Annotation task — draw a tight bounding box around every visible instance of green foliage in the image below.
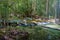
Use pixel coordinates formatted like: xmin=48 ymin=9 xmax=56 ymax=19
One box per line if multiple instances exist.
xmin=0 ymin=0 xmax=9 ymax=20
xmin=36 ymin=0 xmax=46 ymax=16
xmin=0 ymin=0 xmax=56 ymax=19
xmin=0 ymin=26 xmax=60 ymax=40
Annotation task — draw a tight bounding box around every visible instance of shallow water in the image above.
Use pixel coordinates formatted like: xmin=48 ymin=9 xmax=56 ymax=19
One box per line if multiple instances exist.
xmin=45 ymin=24 xmax=60 ymax=29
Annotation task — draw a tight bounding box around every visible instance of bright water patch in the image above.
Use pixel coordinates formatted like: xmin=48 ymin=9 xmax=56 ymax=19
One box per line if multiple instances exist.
xmin=45 ymin=24 xmax=60 ymax=29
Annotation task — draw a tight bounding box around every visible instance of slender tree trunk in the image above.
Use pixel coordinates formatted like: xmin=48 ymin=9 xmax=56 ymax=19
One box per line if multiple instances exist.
xmin=46 ymin=0 xmax=49 ymax=18
xmin=32 ymin=0 xmax=36 ymax=16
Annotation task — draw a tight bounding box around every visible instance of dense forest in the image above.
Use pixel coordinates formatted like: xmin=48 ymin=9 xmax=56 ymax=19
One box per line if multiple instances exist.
xmin=0 ymin=0 xmax=57 ymax=20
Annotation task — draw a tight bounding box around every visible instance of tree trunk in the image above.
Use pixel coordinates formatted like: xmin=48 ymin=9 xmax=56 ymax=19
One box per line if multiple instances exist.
xmin=46 ymin=0 xmax=49 ymax=17
xmin=32 ymin=0 xmax=36 ymax=16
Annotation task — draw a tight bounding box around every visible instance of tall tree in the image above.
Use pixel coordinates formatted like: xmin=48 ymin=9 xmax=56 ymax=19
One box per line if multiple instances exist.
xmin=46 ymin=0 xmax=49 ymax=17
xmin=32 ymin=0 xmax=36 ymax=15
